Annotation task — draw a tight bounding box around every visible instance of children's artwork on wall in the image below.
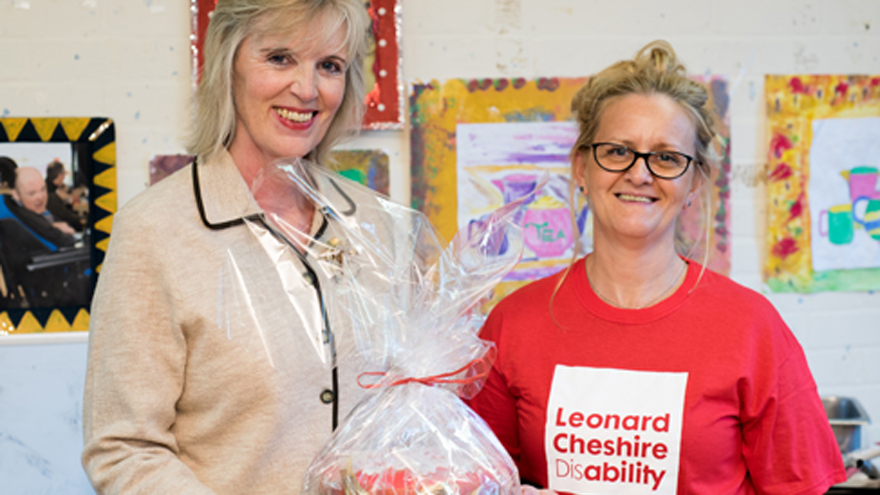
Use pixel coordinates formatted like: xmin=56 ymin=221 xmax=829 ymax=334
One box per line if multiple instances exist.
xmin=191 ymin=0 xmax=403 ymax=129
xmin=149 ymin=150 xmax=390 ymax=196
xmin=149 ymin=154 xmax=194 ymax=185
xmin=411 ymin=77 xmax=731 ymax=306
xmin=0 ymin=117 xmax=116 ymax=337
xmin=456 ymin=121 xmax=588 ymax=283
xmin=764 ymin=75 xmax=880 ymax=292
xmin=326 ymin=149 xmax=390 ymax=195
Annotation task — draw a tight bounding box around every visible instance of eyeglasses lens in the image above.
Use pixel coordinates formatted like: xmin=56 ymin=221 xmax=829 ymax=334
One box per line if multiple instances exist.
xmin=593 ymin=144 xmax=689 ymax=179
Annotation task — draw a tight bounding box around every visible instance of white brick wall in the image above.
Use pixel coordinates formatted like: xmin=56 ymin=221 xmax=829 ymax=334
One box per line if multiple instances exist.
xmin=1 ymin=0 xmax=879 ymax=474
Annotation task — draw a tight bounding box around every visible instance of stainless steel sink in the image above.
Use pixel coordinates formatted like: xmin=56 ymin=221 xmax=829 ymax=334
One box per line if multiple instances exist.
xmin=824 ymin=396 xmax=871 ymax=423
xmin=823 ymin=396 xmax=871 ymax=453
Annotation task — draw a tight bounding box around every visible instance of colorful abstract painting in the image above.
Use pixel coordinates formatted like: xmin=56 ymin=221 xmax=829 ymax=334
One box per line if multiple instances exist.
xmin=326 ymin=149 xmax=390 ymax=195
xmin=764 ymin=74 xmax=880 ymax=292
xmin=149 ymin=154 xmax=194 ymax=185
xmin=411 ymin=77 xmax=731 ymax=305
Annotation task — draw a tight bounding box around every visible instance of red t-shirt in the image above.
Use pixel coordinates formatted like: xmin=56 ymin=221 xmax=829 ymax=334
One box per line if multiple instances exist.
xmin=467 ymin=258 xmax=846 ymax=495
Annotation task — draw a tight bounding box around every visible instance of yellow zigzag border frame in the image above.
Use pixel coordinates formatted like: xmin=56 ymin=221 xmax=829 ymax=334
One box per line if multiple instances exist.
xmin=1 ymin=117 xmax=116 ymax=336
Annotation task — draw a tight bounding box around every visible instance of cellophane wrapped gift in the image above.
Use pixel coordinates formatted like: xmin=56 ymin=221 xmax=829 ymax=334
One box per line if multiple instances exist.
xmin=248 ymin=159 xmax=541 ymax=495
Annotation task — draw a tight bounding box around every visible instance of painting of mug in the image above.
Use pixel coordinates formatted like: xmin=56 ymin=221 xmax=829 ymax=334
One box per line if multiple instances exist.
xmin=864 ymin=197 xmax=880 ymax=241
xmin=819 ymin=204 xmax=854 ymax=245
xmin=841 ymin=166 xmax=879 ymax=204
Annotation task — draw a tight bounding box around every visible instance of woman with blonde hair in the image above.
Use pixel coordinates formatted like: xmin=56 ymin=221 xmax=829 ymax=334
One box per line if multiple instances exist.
xmin=82 ymin=1 xmax=371 ymax=493
xmin=468 ymin=40 xmax=845 ymax=494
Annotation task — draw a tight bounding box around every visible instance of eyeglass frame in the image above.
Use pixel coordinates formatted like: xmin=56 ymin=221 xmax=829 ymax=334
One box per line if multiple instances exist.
xmin=584 ymin=142 xmax=697 ymax=180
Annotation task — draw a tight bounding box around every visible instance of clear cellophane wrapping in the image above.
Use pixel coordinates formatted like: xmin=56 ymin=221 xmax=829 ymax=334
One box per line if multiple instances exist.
xmin=242 ymin=159 xmax=542 ymax=494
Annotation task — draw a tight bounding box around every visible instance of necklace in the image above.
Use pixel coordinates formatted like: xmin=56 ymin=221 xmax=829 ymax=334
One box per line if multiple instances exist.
xmin=586 ymin=257 xmax=688 ymax=310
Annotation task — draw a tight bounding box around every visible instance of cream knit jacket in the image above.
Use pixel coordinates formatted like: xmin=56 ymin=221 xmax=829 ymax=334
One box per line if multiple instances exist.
xmin=83 ymin=150 xmax=373 ymax=494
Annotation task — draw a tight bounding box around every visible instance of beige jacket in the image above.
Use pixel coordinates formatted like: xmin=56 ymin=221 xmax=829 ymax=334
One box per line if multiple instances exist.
xmin=82 ymin=150 xmax=374 ymax=494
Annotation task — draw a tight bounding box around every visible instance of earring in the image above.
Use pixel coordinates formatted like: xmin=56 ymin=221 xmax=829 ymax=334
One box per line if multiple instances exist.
xmin=579 ymin=186 xmax=585 ymax=194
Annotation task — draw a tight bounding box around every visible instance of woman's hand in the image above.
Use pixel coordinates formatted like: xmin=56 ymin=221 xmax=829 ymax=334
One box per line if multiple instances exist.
xmin=521 ymin=485 xmax=557 ymax=495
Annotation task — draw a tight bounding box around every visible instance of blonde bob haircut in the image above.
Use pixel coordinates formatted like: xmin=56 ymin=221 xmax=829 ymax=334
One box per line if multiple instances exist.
xmin=569 ymin=39 xmax=721 ymax=259
xmin=186 ymin=0 xmax=370 ymax=165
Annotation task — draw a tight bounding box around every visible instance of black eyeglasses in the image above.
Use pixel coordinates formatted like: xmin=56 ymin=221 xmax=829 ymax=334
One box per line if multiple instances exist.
xmin=586 ymin=142 xmax=696 ymax=180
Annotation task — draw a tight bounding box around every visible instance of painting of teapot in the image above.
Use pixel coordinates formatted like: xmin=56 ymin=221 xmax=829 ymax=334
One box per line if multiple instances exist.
xmin=484 ymin=173 xmax=587 ymax=259
xmin=522 ymin=195 xmax=573 ymax=257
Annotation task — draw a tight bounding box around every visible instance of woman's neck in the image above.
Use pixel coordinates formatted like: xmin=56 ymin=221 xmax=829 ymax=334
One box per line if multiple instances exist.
xmin=229 ymin=147 xmax=264 ymax=191
xmin=229 ymin=148 xmax=316 ymax=237
xmin=586 ymin=240 xmax=687 ymax=309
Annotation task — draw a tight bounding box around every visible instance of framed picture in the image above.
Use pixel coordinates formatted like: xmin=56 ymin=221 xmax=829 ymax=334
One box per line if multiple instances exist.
xmin=191 ymin=0 xmax=403 ymax=129
xmin=0 ymin=117 xmax=116 ymax=338
xmin=764 ymin=74 xmax=880 ymax=292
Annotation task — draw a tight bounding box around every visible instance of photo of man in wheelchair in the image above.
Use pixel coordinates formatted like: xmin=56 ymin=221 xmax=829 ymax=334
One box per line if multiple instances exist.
xmin=0 ymin=156 xmax=91 ymax=309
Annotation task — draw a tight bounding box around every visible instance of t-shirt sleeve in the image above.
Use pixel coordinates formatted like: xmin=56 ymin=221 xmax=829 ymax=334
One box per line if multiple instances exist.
xmin=740 ymin=316 xmax=847 ymax=494
xmin=466 ymin=308 xmax=523 ymax=463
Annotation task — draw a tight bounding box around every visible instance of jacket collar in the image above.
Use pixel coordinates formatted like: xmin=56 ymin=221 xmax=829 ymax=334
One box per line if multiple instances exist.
xmin=194 ymin=149 xmax=356 ymax=238
xmin=196 ymin=149 xmax=263 ymax=227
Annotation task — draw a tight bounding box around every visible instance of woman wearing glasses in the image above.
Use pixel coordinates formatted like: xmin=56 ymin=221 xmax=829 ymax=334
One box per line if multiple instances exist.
xmin=468 ymin=40 xmax=845 ymax=494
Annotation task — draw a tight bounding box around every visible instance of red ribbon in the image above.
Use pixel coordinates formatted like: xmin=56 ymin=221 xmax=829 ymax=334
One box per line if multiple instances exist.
xmin=357 ymin=348 xmax=496 ymax=389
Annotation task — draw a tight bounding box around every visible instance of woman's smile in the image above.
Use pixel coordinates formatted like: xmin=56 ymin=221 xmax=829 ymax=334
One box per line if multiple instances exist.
xmin=273 ymin=106 xmax=317 ymax=125
xmin=616 ymin=192 xmax=657 ymax=203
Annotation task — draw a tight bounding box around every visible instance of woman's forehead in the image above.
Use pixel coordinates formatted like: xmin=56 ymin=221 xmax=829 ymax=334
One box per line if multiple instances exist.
xmin=599 ymin=94 xmax=694 ymax=133
xmin=251 ymin=8 xmax=349 ymax=52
